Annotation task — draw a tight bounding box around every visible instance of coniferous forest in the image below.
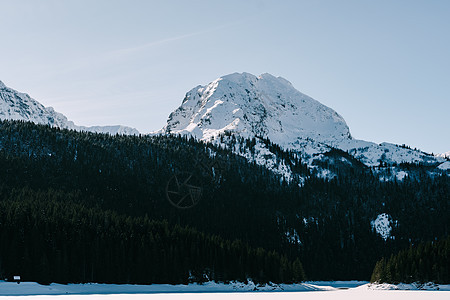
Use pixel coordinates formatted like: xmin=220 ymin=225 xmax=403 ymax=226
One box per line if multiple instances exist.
xmin=371 ymin=236 xmax=450 ymax=284
xmin=0 ymin=120 xmax=448 ymax=283
xmin=0 ymin=188 xmax=305 ymax=284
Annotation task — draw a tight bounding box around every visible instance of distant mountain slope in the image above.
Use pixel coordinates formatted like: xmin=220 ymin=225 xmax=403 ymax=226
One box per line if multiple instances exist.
xmin=437 ymin=151 xmax=450 ymax=159
xmin=160 ymin=72 xmax=444 ymax=168
xmin=0 ymin=80 xmax=139 ymax=135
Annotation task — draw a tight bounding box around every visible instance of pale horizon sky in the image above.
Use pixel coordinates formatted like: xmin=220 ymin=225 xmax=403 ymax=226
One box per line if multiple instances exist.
xmin=0 ymin=0 xmax=449 ymax=154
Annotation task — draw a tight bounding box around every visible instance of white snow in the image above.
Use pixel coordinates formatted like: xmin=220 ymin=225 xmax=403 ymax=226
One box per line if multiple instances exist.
xmin=0 ymin=80 xmax=139 ymax=135
xmin=315 ymin=167 xmax=336 ymax=180
xmin=371 ymin=213 xmax=394 ymax=240
xmin=437 ymin=161 xmax=450 ymax=171
xmin=436 ymin=151 xmax=450 ymax=159
xmin=0 ymin=280 xmax=335 ymax=296
xmin=285 ymin=229 xmax=301 ymax=244
xmin=396 ymin=171 xmax=408 ymax=181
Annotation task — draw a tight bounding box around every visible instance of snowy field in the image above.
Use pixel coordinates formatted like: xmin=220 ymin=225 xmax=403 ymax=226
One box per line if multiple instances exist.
xmin=0 ymin=281 xmax=449 ymax=299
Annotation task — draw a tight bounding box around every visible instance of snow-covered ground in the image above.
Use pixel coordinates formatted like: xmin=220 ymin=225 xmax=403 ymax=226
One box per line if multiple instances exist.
xmin=0 ymin=281 xmax=449 ymax=299
xmin=0 ymin=280 xmax=333 ymax=296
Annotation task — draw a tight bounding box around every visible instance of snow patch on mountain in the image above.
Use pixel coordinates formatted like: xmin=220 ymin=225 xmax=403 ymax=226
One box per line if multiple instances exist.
xmin=211 ymin=134 xmax=302 ymax=182
xmin=240 ymin=141 xmax=294 ymax=182
xmin=315 ymin=168 xmax=336 ymax=180
xmin=0 ymin=80 xmax=139 ymax=135
xmin=436 ymin=151 xmax=450 ymax=159
xmin=371 ymin=213 xmax=394 ymax=241
xmin=338 ymin=140 xmax=442 ymax=167
xmin=285 ymin=229 xmax=301 ymax=245
xmin=395 ymin=170 xmax=408 ymax=181
xmin=78 ymin=125 xmax=139 ymax=135
xmin=376 ymin=168 xmax=410 ymax=182
xmin=437 ymin=161 xmax=450 ymax=171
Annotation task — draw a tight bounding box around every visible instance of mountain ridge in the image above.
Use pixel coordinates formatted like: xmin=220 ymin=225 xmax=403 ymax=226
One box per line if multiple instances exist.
xmin=1 ymin=75 xmax=446 ymax=171
xmin=437 ymin=151 xmax=450 ymax=159
xmin=0 ymin=80 xmax=139 ymax=135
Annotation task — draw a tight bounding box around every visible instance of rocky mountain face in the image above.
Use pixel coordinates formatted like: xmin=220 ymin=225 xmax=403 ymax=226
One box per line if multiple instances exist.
xmin=0 ymin=80 xmax=139 ymax=135
xmin=163 ymin=72 xmax=351 ymax=148
xmin=160 ymin=72 xmax=446 ymax=175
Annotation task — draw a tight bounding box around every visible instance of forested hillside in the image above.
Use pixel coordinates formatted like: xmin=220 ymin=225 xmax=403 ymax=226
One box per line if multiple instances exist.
xmin=0 ymin=120 xmax=448 ymax=281
xmin=371 ymin=236 xmax=450 ymax=284
xmin=0 ymin=188 xmax=305 ymax=284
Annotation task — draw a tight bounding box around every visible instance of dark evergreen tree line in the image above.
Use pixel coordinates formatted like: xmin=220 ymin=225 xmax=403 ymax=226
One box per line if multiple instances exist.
xmin=0 ymin=187 xmax=305 ymax=284
xmin=0 ymin=119 xmax=448 ymax=281
xmin=371 ymin=236 xmax=450 ymax=284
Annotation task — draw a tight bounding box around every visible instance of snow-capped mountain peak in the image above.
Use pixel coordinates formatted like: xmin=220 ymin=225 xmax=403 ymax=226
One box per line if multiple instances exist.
xmin=0 ymin=80 xmax=139 ymax=135
xmin=160 ymin=72 xmax=445 ymax=171
xmin=163 ymin=72 xmax=351 ymax=149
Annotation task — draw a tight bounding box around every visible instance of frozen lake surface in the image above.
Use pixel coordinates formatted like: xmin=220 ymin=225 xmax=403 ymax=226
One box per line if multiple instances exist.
xmin=0 ymin=281 xmax=448 ymax=299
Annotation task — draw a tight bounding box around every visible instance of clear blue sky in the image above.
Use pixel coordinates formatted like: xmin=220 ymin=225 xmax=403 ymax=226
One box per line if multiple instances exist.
xmin=0 ymin=0 xmax=449 ymax=154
